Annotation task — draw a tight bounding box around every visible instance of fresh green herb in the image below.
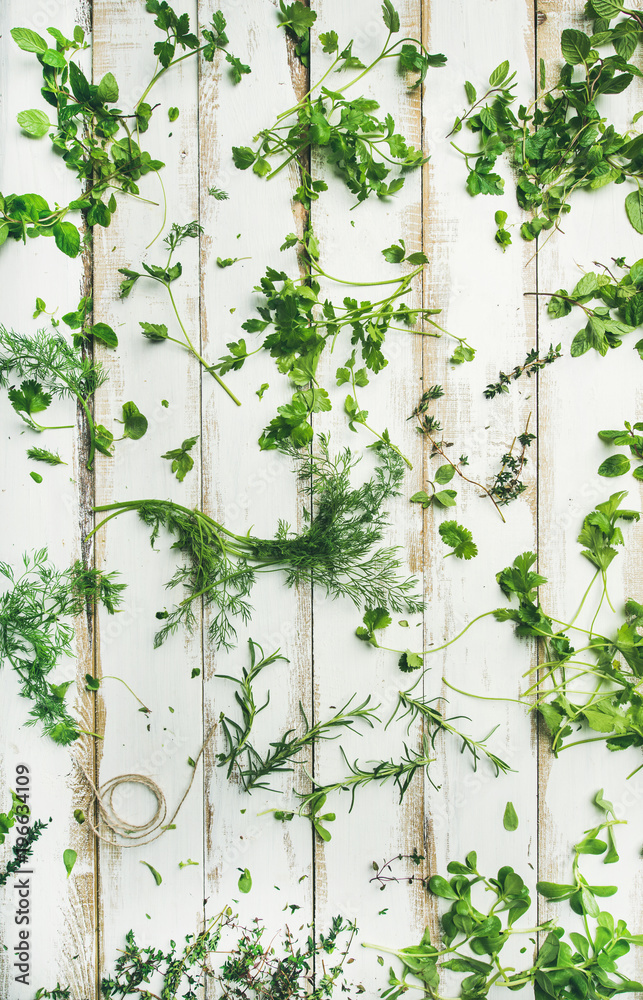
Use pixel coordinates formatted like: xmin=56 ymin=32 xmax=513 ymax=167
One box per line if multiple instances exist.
xmin=26 ymin=447 xmax=66 ymax=466
xmin=452 ymin=16 xmax=643 ymax=243
xmin=0 ymin=327 xmax=109 ymax=469
xmin=483 ymin=343 xmax=562 ymax=398
xmin=237 ymin=867 xmax=252 ymax=893
xmin=503 ymin=800 xmax=519 ymax=831
xmin=216 ymin=255 xmax=250 ymax=268
xmin=0 ymin=549 xmax=125 ymax=744
xmin=63 ymin=848 xmax=77 ymax=878
xmin=366 ymin=807 xmax=640 ymax=1000
xmin=597 ymin=421 xmax=643 ymax=481
xmin=276 ymin=1 xmax=316 ymax=67
xmin=161 ymin=434 xmax=198 ymax=481
xmin=168 ymin=106 xmax=179 ymax=121
xmin=438 ymin=521 xmax=478 ymax=560
xmin=370 ymin=850 xmax=427 ymax=890
xmin=115 ymin=401 xmax=148 ymax=441
xmin=411 ymin=388 xmax=534 ymax=520
xmin=140 ymin=860 xmax=163 ymax=885
xmin=216 ymin=232 xmax=470 ymax=458
xmin=120 ymin=221 xmax=241 ymax=406
xmin=494 ymin=209 xmax=512 ymax=251
xmin=61 ymin=295 xmax=117 ymax=349
xmin=30 ymin=471 xmax=44 ymax=484
xmin=208 ymin=185 xmax=229 ymax=200
xmin=90 ymin=436 xmax=422 ymax=652
xmin=386 ymin=678 xmax=511 ymax=774
xmin=233 ymin=4 xmax=444 ymax=206
xmin=218 ymin=639 xmax=379 ymax=792
xmin=3 ymin=9 xmax=247 ymax=257
xmin=544 ymin=259 xmax=643 ymax=358
xmin=178 ymin=857 xmax=198 ymax=869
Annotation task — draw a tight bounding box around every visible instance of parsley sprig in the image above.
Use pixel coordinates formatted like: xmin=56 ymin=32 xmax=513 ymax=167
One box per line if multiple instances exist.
xmin=217 ymin=233 xmax=471 ymax=458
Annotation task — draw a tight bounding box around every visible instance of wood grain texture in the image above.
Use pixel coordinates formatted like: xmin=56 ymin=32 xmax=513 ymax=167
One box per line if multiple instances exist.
xmin=1 ymin=0 xmax=642 ymax=996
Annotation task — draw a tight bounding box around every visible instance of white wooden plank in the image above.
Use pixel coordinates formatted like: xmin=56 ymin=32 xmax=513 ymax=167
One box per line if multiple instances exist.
xmin=198 ymin=0 xmax=315 ymax=937
xmin=309 ymin=0 xmax=427 ymax=991
xmin=419 ymin=0 xmax=539 ymax=982
xmin=537 ymin=0 xmax=643 ymax=979
xmin=0 ymin=1 xmax=96 ymax=995
xmin=91 ymin=0 xmax=205 ymax=975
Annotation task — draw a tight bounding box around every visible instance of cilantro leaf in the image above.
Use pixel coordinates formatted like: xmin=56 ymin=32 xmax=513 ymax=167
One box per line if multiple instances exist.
xmin=438 ymin=520 xmax=478 ymax=560
xmin=162 ymin=435 xmax=199 ymax=481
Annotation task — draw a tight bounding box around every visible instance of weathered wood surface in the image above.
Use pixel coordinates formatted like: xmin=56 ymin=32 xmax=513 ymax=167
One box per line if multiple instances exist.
xmin=1 ymin=0 xmax=642 ymax=996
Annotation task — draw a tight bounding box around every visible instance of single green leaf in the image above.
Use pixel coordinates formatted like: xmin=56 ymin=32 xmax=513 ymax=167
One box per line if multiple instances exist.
xmin=140 ymin=860 xmax=162 ymax=885
xmin=53 ymin=221 xmax=80 ymax=258
xmin=97 ymin=71 xmax=119 ymax=103
xmin=561 ymin=28 xmax=591 ymax=64
xmin=168 ymin=106 xmax=180 ymax=122
xmin=63 ymin=848 xmax=77 ymax=878
xmin=434 ymin=464 xmax=455 ymax=484
xmin=503 ymin=801 xmax=519 ymax=831
xmin=238 ymin=867 xmax=252 ymax=893
xmin=16 ymin=109 xmax=51 ymax=137
xmin=625 ymin=190 xmax=643 ymax=234
xmin=598 ymin=454 xmax=630 ymax=477
xmin=121 ymin=401 xmax=148 ymax=441
xmin=489 ymin=59 xmax=510 ymax=86
xmin=10 ymin=27 xmax=48 ymax=54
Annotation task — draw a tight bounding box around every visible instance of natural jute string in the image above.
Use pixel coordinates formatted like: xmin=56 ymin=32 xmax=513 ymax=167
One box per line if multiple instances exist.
xmin=77 ymin=724 xmax=217 ymax=848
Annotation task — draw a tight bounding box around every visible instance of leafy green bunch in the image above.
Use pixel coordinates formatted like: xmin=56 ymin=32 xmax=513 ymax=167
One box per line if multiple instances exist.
xmin=546 ymin=258 xmax=643 ymax=359
xmin=452 ymin=10 xmax=643 ymax=242
xmin=233 ymin=1 xmax=445 ymax=207
xmin=89 ymin=435 xmax=423 ymax=653
xmin=369 ymin=799 xmax=643 ymax=1000
xmin=119 ymin=221 xmax=241 ymax=406
xmin=0 ymin=327 xmax=146 ymax=468
xmin=0 ymin=549 xmax=125 ymax=744
xmin=491 ymin=492 xmax=643 ymax=766
xmin=2 ymin=6 xmax=247 ymax=257
xmin=216 ymin=232 xmax=471 ymax=460
xmin=36 ymin=907 xmax=357 ymax=1000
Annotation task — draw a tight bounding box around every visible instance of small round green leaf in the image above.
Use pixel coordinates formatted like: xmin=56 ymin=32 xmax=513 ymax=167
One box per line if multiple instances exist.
xmin=503 ymin=801 xmax=519 ymax=831
xmin=238 ymin=868 xmax=252 ymax=893
xmin=63 ymin=848 xmax=77 ymax=878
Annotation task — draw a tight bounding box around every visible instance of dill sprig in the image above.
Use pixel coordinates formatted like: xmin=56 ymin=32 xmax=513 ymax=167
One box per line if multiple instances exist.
xmin=90 ymin=435 xmax=423 ymax=652
xmin=0 ymin=327 xmax=109 ymax=469
xmin=217 ymin=639 xmax=380 ymax=791
xmin=0 ymin=549 xmax=125 ymax=744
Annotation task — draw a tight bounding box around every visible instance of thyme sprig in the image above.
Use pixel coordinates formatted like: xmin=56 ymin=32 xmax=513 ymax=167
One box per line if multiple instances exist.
xmin=483 ymin=343 xmax=562 ymax=399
